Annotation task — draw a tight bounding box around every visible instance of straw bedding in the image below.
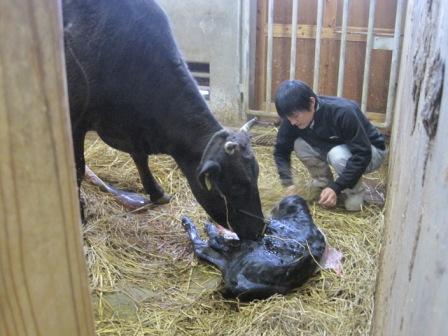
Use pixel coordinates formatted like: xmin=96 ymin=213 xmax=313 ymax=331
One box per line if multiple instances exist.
xmin=81 ymin=128 xmax=387 ymax=335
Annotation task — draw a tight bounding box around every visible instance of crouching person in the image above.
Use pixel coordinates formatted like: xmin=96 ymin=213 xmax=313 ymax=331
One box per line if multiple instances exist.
xmin=273 ymin=80 xmax=387 ymax=211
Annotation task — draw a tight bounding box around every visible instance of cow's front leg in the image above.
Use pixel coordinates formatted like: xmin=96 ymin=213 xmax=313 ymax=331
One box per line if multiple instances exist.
xmin=181 ymin=217 xmax=227 ymax=271
xmin=130 ymin=152 xmax=171 ymax=204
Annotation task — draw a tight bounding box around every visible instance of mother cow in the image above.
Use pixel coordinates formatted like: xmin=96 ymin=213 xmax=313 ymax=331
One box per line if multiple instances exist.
xmin=63 ymin=0 xmax=265 ymax=240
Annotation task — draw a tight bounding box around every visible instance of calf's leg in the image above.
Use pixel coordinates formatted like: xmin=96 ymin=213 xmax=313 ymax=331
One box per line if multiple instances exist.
xmin=181 ymin=217 xmax=226 ymax=271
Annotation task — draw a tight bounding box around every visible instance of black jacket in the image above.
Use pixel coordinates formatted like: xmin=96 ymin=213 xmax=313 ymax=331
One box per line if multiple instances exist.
xmin=274 ymin=96 xmax=385 ymax=194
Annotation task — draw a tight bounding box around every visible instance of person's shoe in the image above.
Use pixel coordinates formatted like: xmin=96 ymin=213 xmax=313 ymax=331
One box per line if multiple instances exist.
xmin=344 ymin=191 xmax=364 ymax=211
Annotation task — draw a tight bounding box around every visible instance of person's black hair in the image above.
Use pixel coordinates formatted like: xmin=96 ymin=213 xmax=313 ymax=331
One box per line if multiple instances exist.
xmin=275 ymin=80 xmax=317 ymax=118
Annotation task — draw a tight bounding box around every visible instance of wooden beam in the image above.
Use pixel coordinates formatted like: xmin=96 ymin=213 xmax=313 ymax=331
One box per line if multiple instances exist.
xmin=0 ymin=0 xmax=95 ymax=335
xmin=265 ymin=23 xmax=395 ymax=42
xmin=372 ymin=0 xmax=448 ymax=335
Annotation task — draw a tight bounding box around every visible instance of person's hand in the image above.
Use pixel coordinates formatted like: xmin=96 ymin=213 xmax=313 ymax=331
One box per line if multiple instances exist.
xmin=318 ymin=187 xmax=337 ymax=208
xmin=284 ymin=185 xmax=298 ymax=196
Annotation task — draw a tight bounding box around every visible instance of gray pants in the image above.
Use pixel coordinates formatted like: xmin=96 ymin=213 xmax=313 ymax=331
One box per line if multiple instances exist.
xmin=294 ymin=138 xmax=387 ymax=211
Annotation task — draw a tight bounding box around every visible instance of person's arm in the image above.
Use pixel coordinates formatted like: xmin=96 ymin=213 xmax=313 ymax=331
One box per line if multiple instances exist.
xmin=274 ymin=120 xmax=296 ymax=187
xmin=328 ymin=107 xmax=372 ymax=194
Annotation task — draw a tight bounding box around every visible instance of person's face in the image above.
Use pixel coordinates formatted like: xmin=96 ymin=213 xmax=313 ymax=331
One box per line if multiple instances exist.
xmin=286 ymin=97 xmax=316 ymax=129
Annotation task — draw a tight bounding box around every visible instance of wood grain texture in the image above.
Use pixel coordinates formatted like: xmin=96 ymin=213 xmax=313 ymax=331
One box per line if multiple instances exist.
xmin=0 ymin=0 xmax=95 ymax=335
xmin=254 ymin=0 xmax=405 ymax=116
xmin=372 ymin=0 xmax=448 ymax=334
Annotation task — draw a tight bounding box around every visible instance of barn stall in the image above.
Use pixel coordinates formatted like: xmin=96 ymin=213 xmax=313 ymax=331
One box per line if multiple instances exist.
xmin=1 ymin=0 xmax=447 ymax=336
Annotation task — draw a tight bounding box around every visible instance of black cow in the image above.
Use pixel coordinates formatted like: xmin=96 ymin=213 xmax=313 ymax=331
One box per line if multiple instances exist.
xmin=182 ymin=195 xmax=326 ymax=300
xmin=62 ymin=0 xmax=264 ymax=240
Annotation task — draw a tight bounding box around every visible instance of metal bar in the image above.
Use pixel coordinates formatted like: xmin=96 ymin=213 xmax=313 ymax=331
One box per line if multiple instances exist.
xmin=289 ymin=0 xmax=299 ymax=80
xmin=313 ymin=0 xmax=324 ymax=92
xmin=337 ymin=0 xmax=350 ymax=97
xmin=382 ymin=0 xmax=405 ymax=128
xmin=239 ymin=0 xmax=251 ymax=120
xmin=265 ymin=0 xmax=274 ymax=113
xmin=361 ymin=0 xmax=377 ymax=113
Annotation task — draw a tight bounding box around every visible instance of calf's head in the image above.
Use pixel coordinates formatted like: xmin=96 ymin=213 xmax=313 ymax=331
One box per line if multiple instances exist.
xmin=270 ymin=195 xmax=309 ymax=219
xmin=196 ymin=119 xmax=264 ymax=240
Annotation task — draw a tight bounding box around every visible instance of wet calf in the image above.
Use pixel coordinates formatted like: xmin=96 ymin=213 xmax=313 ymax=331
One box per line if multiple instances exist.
xmin=182 ymin=195 xmax=326 ymax=300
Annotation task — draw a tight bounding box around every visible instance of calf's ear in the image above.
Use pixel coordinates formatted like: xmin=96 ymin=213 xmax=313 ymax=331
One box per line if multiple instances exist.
xmin=197 ymin=160 xmax=221 ymax=191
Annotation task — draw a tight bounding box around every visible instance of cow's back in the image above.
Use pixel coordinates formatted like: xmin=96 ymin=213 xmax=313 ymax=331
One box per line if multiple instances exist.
xmin=63 ymin=0 xmax=208 ymax=154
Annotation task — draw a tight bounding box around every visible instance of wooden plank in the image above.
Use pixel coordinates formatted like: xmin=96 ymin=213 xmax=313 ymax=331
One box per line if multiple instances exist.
xmin=368 ymin=49 xmax=392 ymax=112
xmin=266 ymin=24 xmax=395 ymax=41
xmin=319 ymin=0 xmax=339 ymax=96
xmin=0 ymin=0 xmax=95 ymax=335
xmin=271 ymin=37 xmax=290 ymax=96
xmin=323 ymin=0 xmax=338 ymax=29
xmin=372 ymin=0 xmax=448 ymax=334
xmin=347 ymin=0 xmax=401 ymax=29
xmin=295 ymin=38 xmax=317 ymax=86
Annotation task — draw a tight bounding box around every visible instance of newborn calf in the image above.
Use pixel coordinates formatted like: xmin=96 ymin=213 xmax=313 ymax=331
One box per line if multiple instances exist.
xmin=182 ymin=195 xmax=326 ymax=300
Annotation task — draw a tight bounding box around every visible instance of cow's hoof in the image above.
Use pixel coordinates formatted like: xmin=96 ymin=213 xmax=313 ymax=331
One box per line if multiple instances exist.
xmin=152 ymin=193 xmax=171 ymax=204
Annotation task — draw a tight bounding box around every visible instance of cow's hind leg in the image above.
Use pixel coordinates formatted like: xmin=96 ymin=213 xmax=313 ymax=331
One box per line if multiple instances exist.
xmin=131 ymin=152 xmax=171 ymax=204
xmin=181 ymin=217 xmax=226 ymax=271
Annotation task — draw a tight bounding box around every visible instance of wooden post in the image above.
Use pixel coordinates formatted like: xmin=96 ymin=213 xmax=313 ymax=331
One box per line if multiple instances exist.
xmin=372 ymin=0 xmax=448 ymax=335
xmin=0 ymin=0 xmax=95 ymax=335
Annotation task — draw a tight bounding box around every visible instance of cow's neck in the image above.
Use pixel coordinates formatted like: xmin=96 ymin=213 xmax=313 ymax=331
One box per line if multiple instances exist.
xmin=165 ymin=85 xmax=222 ymax=158
xmin=168 ymin=108 xmax=223 ymax=201
xmin=160 ymin=66 xmax=224 ymax=176
xmin=170 ymin=115 xmax=222 ymax=173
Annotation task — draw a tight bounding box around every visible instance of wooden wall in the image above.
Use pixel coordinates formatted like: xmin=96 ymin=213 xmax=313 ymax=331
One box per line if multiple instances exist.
xmin=0 ymin=0 xmax=95 ymax=335
xmin=255 ymin=0 xmax=404 ymax=119
xmin=372 ymin=0 xmax=448 ymax=334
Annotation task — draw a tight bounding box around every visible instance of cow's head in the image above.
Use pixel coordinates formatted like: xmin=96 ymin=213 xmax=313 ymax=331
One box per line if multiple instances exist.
xmin=196 ymin=119 xmax=265 ymax=240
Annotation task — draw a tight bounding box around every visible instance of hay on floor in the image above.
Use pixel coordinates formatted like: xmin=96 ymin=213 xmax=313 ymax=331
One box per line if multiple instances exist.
xmin=81 ymin=130 xmax=387 ymax=335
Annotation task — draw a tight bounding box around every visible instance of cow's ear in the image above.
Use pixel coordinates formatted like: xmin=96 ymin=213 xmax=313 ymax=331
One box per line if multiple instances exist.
xmin=197 ymin=160 xmax=221 ymax=191
xmin=224 ymin=141 xmax=238 ymax=155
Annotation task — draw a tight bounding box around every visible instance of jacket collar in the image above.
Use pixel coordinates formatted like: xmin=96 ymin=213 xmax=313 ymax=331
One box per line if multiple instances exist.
xmin=310 ymin=98 xmax=321 ymax=129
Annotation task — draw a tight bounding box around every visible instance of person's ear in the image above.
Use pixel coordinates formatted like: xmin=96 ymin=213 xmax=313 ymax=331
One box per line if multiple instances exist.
xmin=309 ymin=96 xmax=316 ymax=111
